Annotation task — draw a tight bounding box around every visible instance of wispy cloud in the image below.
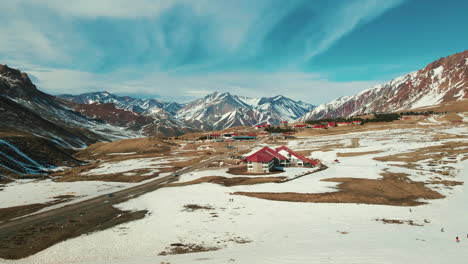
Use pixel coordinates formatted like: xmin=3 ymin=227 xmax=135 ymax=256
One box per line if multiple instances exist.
xmin=0 ymin=0 xmax=405 ymax=103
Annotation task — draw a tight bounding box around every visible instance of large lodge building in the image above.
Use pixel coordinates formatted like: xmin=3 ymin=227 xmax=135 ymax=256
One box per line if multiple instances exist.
xmin=243 ymin=146 xmax=320 ymax=173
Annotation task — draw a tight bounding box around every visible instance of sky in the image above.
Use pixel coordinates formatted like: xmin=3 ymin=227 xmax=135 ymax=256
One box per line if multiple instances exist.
xmin=0 ymin=0 xmax=467 ymax=104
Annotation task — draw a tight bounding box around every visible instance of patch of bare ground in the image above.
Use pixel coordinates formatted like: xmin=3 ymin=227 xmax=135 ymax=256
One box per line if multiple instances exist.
xmin=165 ymin=176 xmax=286 ymax=188
xmin=350 ymin=138 xmax=360 ymax=148
xmin=159 ymin=243 xmax=220 ymax=256
xmin=0 ymin=195 xmax=76 ymax=223
xmin=206 ymin=160 xmax=238 ymax=168
xmin=234 ymin=171 xmax=444 ymax=206
xmin=176 ymin=126 xmax=259 ymax=141
xmin=438 ymin=113 xmax=463 ymax=122
xmin=54 ymin=154 xmax=209 ymax=183
xmin=374 ymin=141 xmax=468 ymax=163
xmin=227 ymin=237 xmax=252 ymax=244
xmin=183 ymin=204 xmax=214 ymax=212
xmin=75 ymin=137 xmax=175 ymax=160
xmin=427 ymin=180 xmax=463 ymax=187
xmin=404 ymin=99 xmax=468 ymax=113
xmin=375 ymin=218 xmax=424 ymax=226
xmin=337 ymin=151 xmax=383 ymax=157
xmin=227 ymin=165 xmax=284 ymax=175
xmin=0 ymin=206 xmax=147 ymax=260
xmin=58 ymin=171 xmax=158 ymax=183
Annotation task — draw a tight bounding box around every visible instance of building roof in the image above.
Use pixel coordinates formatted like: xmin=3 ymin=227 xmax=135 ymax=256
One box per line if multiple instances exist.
xmin=244 ymin=146 xmax=287 ymax=163
xmin=276 ymin=146 xmax=318 ymax=165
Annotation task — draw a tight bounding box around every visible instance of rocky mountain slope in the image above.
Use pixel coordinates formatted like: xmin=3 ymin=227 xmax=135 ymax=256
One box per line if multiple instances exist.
xmin=299 ymin=50 xmax=468 ymax=121
xmin=0 ymin=64 xmax=135 ymax=176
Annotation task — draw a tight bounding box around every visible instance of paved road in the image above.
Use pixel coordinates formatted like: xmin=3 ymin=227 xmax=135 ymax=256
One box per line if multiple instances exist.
xmin=0 ymin=138 xmax=267 ymax=235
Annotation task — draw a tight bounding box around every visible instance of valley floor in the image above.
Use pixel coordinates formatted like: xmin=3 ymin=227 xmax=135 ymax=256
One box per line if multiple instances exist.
xmin=1 ymin=123 xmax=467 ymax=264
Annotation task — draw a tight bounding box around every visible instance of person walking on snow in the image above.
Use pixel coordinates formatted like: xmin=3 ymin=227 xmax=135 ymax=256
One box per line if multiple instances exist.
xmin=456 ymin=236 xmax=460 ymax=243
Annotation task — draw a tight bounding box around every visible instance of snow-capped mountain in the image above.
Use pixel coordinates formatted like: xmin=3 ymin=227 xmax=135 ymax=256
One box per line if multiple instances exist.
xmin=59 ymin=92 xmax=199 ymax=136
xmin=175 ymin=92 xmax=314 ymax=130
xmin=71 ymin=102 xmax=198 ymax=137
xmin=299 ymin=50 xmax=468 ymax=121
xmin=255 ymin=95 xmax=313 ymax=121
xmin=62 ymin=91 xmax=314 ymax=131
xmin=59 ymin=92 xmax=183 ymax=115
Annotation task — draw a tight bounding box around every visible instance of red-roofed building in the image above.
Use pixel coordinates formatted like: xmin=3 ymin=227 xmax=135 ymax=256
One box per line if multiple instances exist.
xmin=327 ymin=122 xmax=336 ymax=128
xmin=243 ymin=145 xmax=320 ymax=173
xmin=208 ymin=134 xmax=221 ymax=139
xmin=313 ymin=125 xmax=326 ymax=129
xmin=276 ymin=146 xmax=320 ymax=167
xmin=254 ymin=124 xmax=272 ymax=129
xmin=244 ymin=146 xmax=287 ymax=173
xmin=337 ymin=122 xmax=353 ymax=126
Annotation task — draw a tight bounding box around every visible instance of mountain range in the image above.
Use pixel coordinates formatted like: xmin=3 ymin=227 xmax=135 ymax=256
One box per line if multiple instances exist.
xmin=58 ymin=91 xmax=314 ymax=132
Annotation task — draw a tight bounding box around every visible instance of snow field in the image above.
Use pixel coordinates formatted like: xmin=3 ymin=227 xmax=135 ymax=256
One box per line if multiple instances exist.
xmin=82 ymin=156 xmax=197 ymax=176
xmin=0 ymin=180 xmax=132 ymax=209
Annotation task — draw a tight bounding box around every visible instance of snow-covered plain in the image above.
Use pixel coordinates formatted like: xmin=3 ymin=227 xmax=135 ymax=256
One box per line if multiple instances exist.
xmin=2 ymin=124 xmax=468 ymax=264
xmin=0 ymin=180 xmax=134 ymax=210
xmin=82 ymin=156 xmax=197 ymax=176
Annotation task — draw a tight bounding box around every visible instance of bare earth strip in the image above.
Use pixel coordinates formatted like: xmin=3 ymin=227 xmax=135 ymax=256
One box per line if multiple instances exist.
xmin=337 ymin=151 xmax=383 ymax=157
xmin=234 ymin=172 xmax=444 ymax=206
xmin=164 ymin=176 xmax=287 ymax=187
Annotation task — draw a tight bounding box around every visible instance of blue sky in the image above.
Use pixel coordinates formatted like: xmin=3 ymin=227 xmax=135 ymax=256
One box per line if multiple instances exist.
xmin=0 ymin=0 xmax=467 ymax=104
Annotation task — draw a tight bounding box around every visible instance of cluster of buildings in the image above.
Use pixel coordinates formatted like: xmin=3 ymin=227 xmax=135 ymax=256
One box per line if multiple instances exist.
xmin=254 ymin=120 xmax=363 ymax=131
xmin=243 ymin=146 xmax=320 ymax=173
xmin=207 ymin=133 xmax=257 ymax=141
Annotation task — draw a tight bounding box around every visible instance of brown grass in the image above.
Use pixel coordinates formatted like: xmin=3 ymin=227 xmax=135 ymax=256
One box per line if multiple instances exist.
xmin=427 ymin=180 xmax=463 ymax=186
xmin=165 ymin=176 xmax=286 ymax=187
xmin=375 ymin=218 xmax=423 ymax=226
xmin=337 ymin=151 xmax=383 ymax=157
xmin=182 ymin=204 xmax=214 ymax=212
xmin=405 ymin=99 xmax=468 ymax=113
xmin=55 ymin=152 xmax=209 ymax=183
xmin=0 ymin=207 xmax=147 ymax=260
xmin=159 ymin=243 xmax=220 ymax=256
xmin=227 ymin=166 xmax=284 ymax=176
xmin=0 ymin=195 xmax=76 ymax=222
xmin=234 ymin=171 xmax=444 ymax=206
xmin=75 ymin=137 xmax=174 ymax=160
xmin=374 ymin=141 xmax=468 ymax=163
